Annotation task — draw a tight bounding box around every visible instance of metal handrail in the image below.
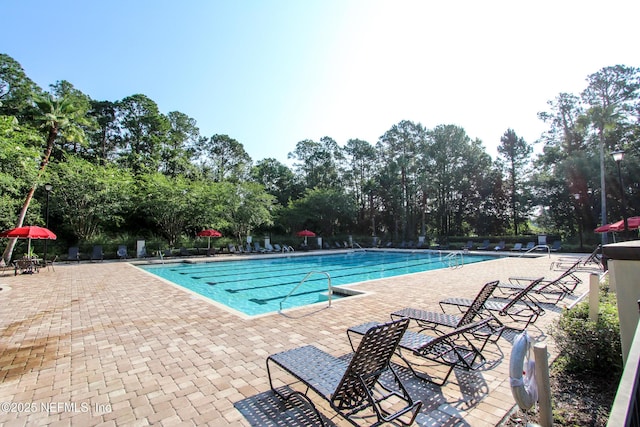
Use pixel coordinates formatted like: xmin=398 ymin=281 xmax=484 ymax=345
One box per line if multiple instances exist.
xmin=279 ymin=271 xmax=332 ymax=312
xmin=519 ymin=244 xmax=551 ymax=257
xmin=444 ymin=251 xmax=464 ymax=268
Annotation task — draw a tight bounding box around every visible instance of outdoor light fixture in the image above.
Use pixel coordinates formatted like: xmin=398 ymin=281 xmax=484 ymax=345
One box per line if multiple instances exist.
xmin=611 ymin=146 xmax=629 ymax=238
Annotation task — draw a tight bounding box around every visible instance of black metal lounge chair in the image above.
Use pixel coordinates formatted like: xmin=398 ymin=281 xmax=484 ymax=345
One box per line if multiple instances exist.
xmin=267 ymin=318 xmax=421 ymax=427
xmin=476 ymin=240 xmax=490 ymax=250
xmin=67 ymin=246 xmax=80 ymax=263
xmin=550 ymin=244 xmax=603 ymax=271
xmin=391 ymin=280 xmax=505 ymax=342
xmin=90 ymin=245 xmax=103 ymax=262
xmin=439 ymin=278 xmax=546 ymax=330
xmin=498 ymin=260 xmax=582 ymax=303
xmin=347 ymin=318 xmax=492 ymax=386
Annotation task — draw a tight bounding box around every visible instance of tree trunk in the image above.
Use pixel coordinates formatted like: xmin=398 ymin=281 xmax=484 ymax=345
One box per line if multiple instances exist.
xmin=2 ymin=127 xmax=57 ymax=263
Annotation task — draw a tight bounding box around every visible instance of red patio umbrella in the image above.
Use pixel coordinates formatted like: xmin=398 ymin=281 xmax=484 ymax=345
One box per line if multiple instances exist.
xmin=594 ymin=223 xmax=613 ymax=233
xmin=0 ymin=225 xmax=57 ymax=257
xmin=608 ymin=216 xmax=640 ymax=232
xmin=197 ymin=229 xmax=222 ymax=249
xmin=296 ymin=229 xmax=316 ymax=245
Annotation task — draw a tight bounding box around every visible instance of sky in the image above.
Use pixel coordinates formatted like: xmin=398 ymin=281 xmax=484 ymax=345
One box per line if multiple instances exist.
xmin=3 ymin=0 xmax=639 ymax=164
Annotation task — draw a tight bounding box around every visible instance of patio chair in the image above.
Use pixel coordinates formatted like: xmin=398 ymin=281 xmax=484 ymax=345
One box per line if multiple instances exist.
xmin=499 ymin=259 xmax=582 ymax=303
xmin=550 ymin=244 xmax=603 ymax=271
xmin=493 ymin=241 xmax=506 ymax=251
xmin=461 ymin=240 xmax=474 ymax=250
xmin=439 ymin=278 xmax=546 ymax=330
xmin=67 ymin=246 xmax=80 ymax=263
xmin=91 ymin=245 xmax=103 ymax=262
xmin=0 ymin=259 xmax=13 ymax=276
xmin=550 ymin=240 xmax=562 ymax=252
xmin=391 ymin=280 xmax=505 ymax=342
xmin=511 ymin=243 xmax=523 ymax=251
xmin=347 ymin=318 xmax=492 ymax=386
xmin=476 ymin=240 xmax=490 ymax=250
xmin=45 ymin=255 xmax=58 ymax=272
xmin=117 ymin=245 xmax=128 ymax=260
xmin=267 ymin=318 xmax=421 ymax=426
xmin=523 ymin=242 xmax=535 ymax=252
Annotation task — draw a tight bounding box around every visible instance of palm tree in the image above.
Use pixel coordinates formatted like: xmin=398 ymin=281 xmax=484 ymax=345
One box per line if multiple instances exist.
xmin=2 ymin=93 xmax=87 ymax=263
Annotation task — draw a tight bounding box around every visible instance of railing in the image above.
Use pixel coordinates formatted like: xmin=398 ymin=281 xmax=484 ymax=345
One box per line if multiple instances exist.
xmin=607 ymin=301 xmax=640 ymax=427
xmin=519 ymin=244 xmax=551 ymax=257
xmin=279 ymin=271 xmax=332 ymax=312
xmin=444 ymin=251 xmax=464 ymax=268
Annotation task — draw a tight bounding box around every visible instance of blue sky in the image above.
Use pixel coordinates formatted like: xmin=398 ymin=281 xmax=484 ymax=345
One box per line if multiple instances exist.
xmin=3 ymin=0 xmax=639 ymax=164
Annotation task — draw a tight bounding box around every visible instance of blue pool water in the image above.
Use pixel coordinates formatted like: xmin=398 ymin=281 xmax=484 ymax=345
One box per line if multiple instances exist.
xmin=139 ymin=251 xmax=496 ymax=316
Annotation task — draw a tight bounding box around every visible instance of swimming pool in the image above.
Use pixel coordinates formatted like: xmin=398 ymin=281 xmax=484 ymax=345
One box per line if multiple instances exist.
xmin=139 ymin=250 xmax=496 ymax=316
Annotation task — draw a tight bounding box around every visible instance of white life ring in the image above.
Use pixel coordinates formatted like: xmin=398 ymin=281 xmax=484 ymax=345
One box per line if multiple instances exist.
xmin=509 ymin=331 xmax=538 ymax=410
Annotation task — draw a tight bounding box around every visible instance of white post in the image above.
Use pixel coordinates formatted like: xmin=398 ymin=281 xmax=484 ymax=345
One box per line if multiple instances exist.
xmin=589 ymin=273 xmax=600 ymax=322
xmin=534 ymin=343 xmax=553 ymax=427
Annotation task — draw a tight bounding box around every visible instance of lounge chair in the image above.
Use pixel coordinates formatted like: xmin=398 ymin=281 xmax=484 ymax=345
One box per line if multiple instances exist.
xmin=477 ymin=240 xmax=490 ymax=250
xmin=511 ymin=243 xmax=523 ymax=251
xmin=439 ymin=278 xmax=546 ymax=329
xmin=67 ymin=246 xmax=80 ymax=263
xmin=493 ymin=241 xmax=506 ymax=251
xmin=179 ymin=247 xmax=191 ymax=257
xmin=267 ymin=318 xmax=421 ymax=426
xmin=523 ymin=242 xmax=535 ymax=252
xmin=117 ymin=245 xmax=128 ymax=260
xmin=461 ymin=240 xmax=474 ymax=250
xmin=499 ymin=259 xmax=582 ymax=303
xmin=550 ymin=244 xmax=603 ymax=271
xmin=347 ymin=318 xmax=492 ymax=385
xmin=391 ymin=280 xmax=505 ymax=342
xmin=550 ymin=240 xmax=562 ymax=252
xmin=90 ymin=246 xmax=103 ymax=262
xmin=254 ymin=242 xmax=266 ymax=253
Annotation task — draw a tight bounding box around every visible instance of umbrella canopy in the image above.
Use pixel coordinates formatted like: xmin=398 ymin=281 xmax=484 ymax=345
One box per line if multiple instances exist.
xmin=296 ymin=229 xmax=315 ymax=246
xmin=196 ymin=229 xmax=222 ymax=249
xmin=0 ymin=225 xmax=57 ymax=257
xmin=609 ymin=216 xmax=640 ymax=232
xmin=296 ymin=229 xmax=316 ymax=237
xmin=594 ymin=223 xmax=613 ymax=233
xmin=197 ymin=229 xmax=222 ymax=238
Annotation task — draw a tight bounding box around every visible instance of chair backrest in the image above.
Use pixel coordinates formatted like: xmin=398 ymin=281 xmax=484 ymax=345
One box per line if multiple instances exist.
xmin=68 ymin=247 xmax=79 ymax=259
xmin=332 ymin=318 xmax=409 ymax=409
xmin=458 ymin=280 xmax=500 ymax=326
xmin=499 ymin=277 xmax=544 ymax=314
xmin=117 ymin=245 xmax=127 ymax=257
xmin=92 ymin=246 xmax=103 ymax=258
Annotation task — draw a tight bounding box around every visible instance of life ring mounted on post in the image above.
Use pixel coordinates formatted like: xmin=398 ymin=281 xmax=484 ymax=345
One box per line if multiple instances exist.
xmin=509 ymin=331 xmax=538 ymax=411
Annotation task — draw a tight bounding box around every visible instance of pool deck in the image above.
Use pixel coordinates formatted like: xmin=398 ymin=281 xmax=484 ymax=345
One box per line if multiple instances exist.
xmin=0 ymin=251 xmax=596 ymax=426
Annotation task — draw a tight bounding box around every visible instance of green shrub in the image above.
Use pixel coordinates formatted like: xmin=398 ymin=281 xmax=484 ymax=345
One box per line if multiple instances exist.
xmin=549 ymin=290 xmax=622 ymax=377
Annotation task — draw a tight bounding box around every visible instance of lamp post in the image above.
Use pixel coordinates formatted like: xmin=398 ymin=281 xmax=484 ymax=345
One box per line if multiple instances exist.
xmin=573 ymin=193 xmax=584 ymax=250
xmin=611 ymin=147 xmax=629 ymax=240
xmin=44 ymin=183 xmax=53 ymax=261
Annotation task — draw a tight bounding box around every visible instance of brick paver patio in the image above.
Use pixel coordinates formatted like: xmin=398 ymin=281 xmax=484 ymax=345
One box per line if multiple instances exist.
xmin=0 ymin=251 xmax=592 ymax=426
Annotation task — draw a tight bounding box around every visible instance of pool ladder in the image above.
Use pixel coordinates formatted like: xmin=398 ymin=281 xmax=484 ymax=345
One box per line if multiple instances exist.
xmin=444 ymin=251 xmax=464 ymax=268
xmin=279 ymin=271 xmax=332 ymax=313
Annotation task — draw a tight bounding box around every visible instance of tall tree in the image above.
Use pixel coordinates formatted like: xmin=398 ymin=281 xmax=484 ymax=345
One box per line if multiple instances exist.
xmin=288 ymin=137 xmax=343 ymax=189
xmin=163 ymin=111 xmax=200 ymax=177
xmin=251 ymin=158 xmax=299 ymax=205
xmin=580 ymin=65 xmax=640 ymax=243
xmin=377 ymin=120 xmax=426 ymax=240
xmin=497 ymin=129 xmax=532 ymax=235
xmin=2 ymin=93 xmax=88 ymax=263
xmin=0 ymin=54 xmax=42 ymax=121
xmin=198 ymin=134 xmax=252 ymax=182
xmin=116 ymin=94 xmax=169 ymax=175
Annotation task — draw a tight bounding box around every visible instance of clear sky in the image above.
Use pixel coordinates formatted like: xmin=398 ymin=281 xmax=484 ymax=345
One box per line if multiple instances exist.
xmin=3 ymin=0 xmax=639 ymax=164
